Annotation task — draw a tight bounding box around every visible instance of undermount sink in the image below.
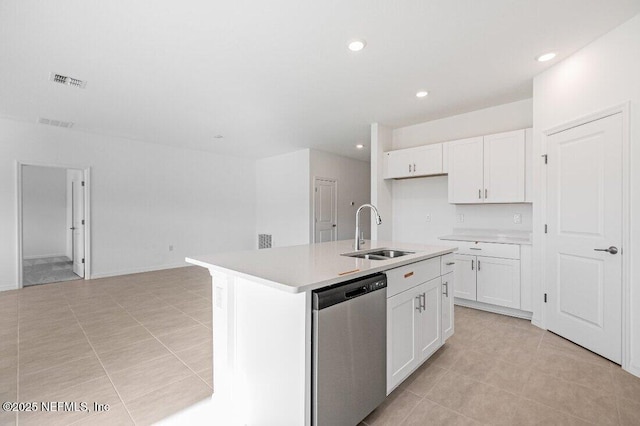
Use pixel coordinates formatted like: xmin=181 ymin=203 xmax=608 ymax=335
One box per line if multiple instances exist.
xmin=342 ymin=248 xmax=415 ymax=261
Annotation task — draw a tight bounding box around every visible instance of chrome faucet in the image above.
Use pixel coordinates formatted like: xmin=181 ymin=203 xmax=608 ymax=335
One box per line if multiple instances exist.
xmin=355 ymin=204 xmax=382 ymax=251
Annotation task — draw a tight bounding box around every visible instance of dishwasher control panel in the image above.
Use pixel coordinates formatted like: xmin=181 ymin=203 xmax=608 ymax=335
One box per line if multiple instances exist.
xmin=368 ymin=280 xmax=387 ymax=291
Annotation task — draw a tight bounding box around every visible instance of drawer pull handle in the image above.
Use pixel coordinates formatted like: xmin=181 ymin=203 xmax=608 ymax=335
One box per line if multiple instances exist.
xmin=443 ymin=282 xmax=449 ymax=297
xmin=404 ymin=271 xmax=414 ymax=279
xmin=470 ymin=247 xmax=482 ymax=251
xmin=446 ymin=262 xmax=455 ymax=265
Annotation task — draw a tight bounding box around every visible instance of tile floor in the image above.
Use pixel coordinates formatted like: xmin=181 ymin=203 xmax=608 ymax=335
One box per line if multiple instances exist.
xmin=0 ymin=266 xmax=212 ymax=426
xmin=1 ymin=267 xmax=640 ymax=425
xmin=363 ymin=306 xmax=640 ymax=426
xmin=22 ymin=257 xmax=81 ymax=286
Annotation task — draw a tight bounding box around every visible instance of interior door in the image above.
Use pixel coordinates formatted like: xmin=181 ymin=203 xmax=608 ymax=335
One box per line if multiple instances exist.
xmin=546 ymin=113 xmax=622 ymax=363
xmin=313 ymin=178 xmax=337 ymax=243
xmin=483 ymin=130 xmax=525 ymax=203
xmin=448 ymin=137 xmax=484 ymax=203
xmin=70 ymin=171 xmax=85 ymax=277
xmin=476 ymin=256 xmax=520 ymax=309
xmin=453 ymin=254 xmax=476 ymax=300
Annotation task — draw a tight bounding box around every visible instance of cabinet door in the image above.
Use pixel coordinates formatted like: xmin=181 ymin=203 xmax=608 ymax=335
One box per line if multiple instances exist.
xmin=416 ymin=278 xmax=442 ymax=361
xmin=413 ymin=144 xmax=443 ymax=176
xmin=483 ymin=130 xmax=525 ymax=203
xmin=525 ymin=128 xmax=533 ymax=203
xmin=448 ymin=137 xmax=484 ymax=203
xmin=453 ymin=254 xmax=477 ymax=301
xmin=441 ymin=272 xmax=454 ymax=341
xmin=385 ymin=150 xmax=414 ymax=179
xmin=476 ymin=256 xmax=521 ymax=309
xmin=387 ymin=288 xmax=420 ymax=393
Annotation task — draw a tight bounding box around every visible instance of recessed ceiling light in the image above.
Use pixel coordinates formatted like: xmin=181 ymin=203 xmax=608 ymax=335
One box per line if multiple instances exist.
xmin=213 ymin=135 xmax=224 ymax=139
xmin=536 ymin=52 xmax=556 ymax=62
xmin=356 ymin=144 xmax=364 ymax=149
xmin=416 ymin=91 xmax=429 ymax=98
xmin=348 ymin=40 xmax=366 ymax=52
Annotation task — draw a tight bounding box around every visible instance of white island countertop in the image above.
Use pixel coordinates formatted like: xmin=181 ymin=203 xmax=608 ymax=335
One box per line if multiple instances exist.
xmin=186 ymin=240 xmax=457 ymax=294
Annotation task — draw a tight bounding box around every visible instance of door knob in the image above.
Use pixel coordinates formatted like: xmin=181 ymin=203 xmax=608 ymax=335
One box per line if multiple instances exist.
xmin=594 ymin=246 xmax=618 ymax=255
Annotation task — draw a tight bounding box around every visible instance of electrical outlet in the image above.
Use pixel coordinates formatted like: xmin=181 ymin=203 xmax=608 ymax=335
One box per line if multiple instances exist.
xmin=513 ymin=213 xmax=522 ymax=224
xmin=456 ymin=214 xmax=464 ymax=223
xmin=169 ymin=245 xmax=174 ymax=251
xmin=425 ymin=213 xmax=431 ymax=222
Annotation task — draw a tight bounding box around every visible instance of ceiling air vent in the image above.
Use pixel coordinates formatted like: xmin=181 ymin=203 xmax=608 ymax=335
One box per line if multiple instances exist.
xmin=38 ymin=117 xmax=74 ymax=128
xmin=49 ymin=73 xmax=87 ymax=89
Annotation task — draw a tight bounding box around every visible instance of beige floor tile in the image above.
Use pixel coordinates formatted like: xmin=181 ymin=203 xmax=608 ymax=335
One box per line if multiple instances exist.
xmin=109 ymin=355 xmax=193 ymax=403
xmin=426 ymin=370 xmax=482 ymax=411
xmin=18 ymin=376 xmax=121 ymax=426
xmin=69 ymin=404 xmax=134 ymax=426
xmin=128 ymin=305 xmax=182 ymax=322
xmin=197 ymin=368 xmax=213 ymax=389
xmin=511 ymin=398 xmax=593 ymax=425
xmin=401 ymin=399 xmax=480 ymax=426
xmin=0 ymin=347 xmax=17 ymax=370
xmin=611 ymin=366 xmax=640 ymax=399
xmin=125 ymin=375 xmax=212 ymax=425
xmin=79 ymin=312 xmax=140 ymax=338
xmin=450 ymin=349 xmax=496 ymax=383
xmin=139 ymin=312 xmax=201 ymax=336
xmin=400 ymin=361 xmax=447 ymax=397
xmin=99 ymin=338 xmax=172 ymax=373
xmin=18 ymin=315 xmax=79 ymax=342
xmin=425 ymin=343 xmax=463 ymax=370
xmin=0 ymin=410 xmax=16 ymax=426
xmin=156 ymin=324 xmax=211 ymax=353
xmin=71 ymin=301 xmax=123 ymax=318
xmin=19 ymin=337 xmax=94 ymax=377
xmin=171 ymin=297 xmax=211 ymax=314
xmin=363 ymin=388 xmax=421 ymax=426
xmin=540 ymin=332 xmax=612 ymax=367
xmin=0 ymin=366 xmax=17 ymax=402
xmin=618 ymin=395 xmax=640 ymax=426
xmin=87 ymin=325 xmax=155 ymax=355
xmin=19 ymin=355 xmax=106 ymax=402
xmin=18 ymin=309 xmax=76 ymax=328
xmin=483 ymin=358 xmax=532 ymax=395
xmin=460 ymin=380 xmax=520 ymax=425
xmin=523 ymin=372 xmax=619 ymax=425
xmin=185 ymin=308 xmax=212 ymax=326
xmin=174 ymin=341 xmax=213 ymax=373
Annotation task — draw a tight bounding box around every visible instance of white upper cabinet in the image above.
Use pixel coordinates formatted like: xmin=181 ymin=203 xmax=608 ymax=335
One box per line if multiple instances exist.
xmin=447 ymin=137 xmax=484 ymax=203
xmin=483 ymin=130 xmax=525 ymax=203
xmin=384 ymin=144 xmax=443 ymax=179
xmin=448 ymin=130 xmax=528 ymax=204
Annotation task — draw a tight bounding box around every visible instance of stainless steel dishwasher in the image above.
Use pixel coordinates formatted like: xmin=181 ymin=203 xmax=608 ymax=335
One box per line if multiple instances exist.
xmin=312 ymin=273 xmax=387 ymax=426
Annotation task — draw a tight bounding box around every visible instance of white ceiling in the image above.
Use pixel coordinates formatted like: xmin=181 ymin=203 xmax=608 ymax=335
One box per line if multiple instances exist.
xmin=1 ymin=1 xmax=639 ymax=161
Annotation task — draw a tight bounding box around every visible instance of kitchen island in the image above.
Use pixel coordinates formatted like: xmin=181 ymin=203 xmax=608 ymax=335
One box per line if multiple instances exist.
xmin=170 ymin=240 xmax=456 ymax=426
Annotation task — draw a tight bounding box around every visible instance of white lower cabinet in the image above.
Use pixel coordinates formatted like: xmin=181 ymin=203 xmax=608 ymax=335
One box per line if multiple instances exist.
xmin=441 ymin=272 xmax=454 ymax=341
xmin=451 ymin=243 xmax=522 ymax=310
xmin=387 ymin=256 xmax=452 ymax=394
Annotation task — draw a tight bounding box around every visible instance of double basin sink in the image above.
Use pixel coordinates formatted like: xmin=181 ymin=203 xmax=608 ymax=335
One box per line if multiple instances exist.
xmin=341 ymin=249 xmax=415 ymax=261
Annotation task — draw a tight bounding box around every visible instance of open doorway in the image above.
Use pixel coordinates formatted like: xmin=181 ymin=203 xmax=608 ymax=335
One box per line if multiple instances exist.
xmin=19 ymin=164 xmax=88 ymax=287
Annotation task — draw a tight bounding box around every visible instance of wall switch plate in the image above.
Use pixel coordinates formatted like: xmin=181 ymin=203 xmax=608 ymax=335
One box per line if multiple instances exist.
xmin=513 ymin=214 xmax=522 ymax=224
xmin=456 ymin=214 xmax=464 ymax=223
xmin=425 ymin=213 xmax=431 ymax=222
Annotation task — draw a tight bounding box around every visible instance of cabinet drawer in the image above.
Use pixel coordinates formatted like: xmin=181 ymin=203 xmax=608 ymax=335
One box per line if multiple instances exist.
xmin=441 ymin=254 xmax=455 ymax=275
xmin=454 ymin=241 xmax=519 ymax=259
xmin=386 ymin=258 xmax=440 ymax=298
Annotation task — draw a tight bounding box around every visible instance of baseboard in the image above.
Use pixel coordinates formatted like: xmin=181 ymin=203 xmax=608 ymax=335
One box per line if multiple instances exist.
xmin=454 ymin=298 xmax=533 ymax=320
xmin=23 ymin=253 xmax=67 ymax=260
xmin=625 ymin=361 xmax=640 ymax=379
xmin=0 ymin=283 xmax=18 ymax=292
xmin=90 ymin=262 xmax=189 ymax=279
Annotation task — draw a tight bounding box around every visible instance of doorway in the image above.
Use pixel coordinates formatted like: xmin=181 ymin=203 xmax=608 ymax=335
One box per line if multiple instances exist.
xmin=313 ymin=177 xmax=337 ymax=243
xmin=544 ymin=112 xmax=624 ymax=363
xmin=18 ymin=164 xmax=89 ymax=287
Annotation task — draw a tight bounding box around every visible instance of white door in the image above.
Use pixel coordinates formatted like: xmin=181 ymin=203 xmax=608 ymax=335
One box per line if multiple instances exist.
xmin=387 ymin=289 xmax=419 ymax=393
xmin=448 ymin=137 xmax=484 ymax=203
xmin=313 ymin=178 xmax=337 ymax=243
xmin=546 ymin=113 xmax=622 ymax=363
xmin=453 ymin=254 xmax=477 ymax=300
xmin=441 ymin=272 xmax=454 ymax=341
xmin=69 ymin=171 xmax=85 ymax=277
xmin=483 ymin=130 xmax=526 ymax=203
xmin=417 ymin=278 xmax=442 ymax=360
xmin=476 ymin=256 xmax=521 ymax=309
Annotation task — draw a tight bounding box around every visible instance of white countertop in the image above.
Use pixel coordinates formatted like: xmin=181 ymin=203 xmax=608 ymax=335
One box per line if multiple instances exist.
xmin=186 ymin=240 xmax=457 ymax=294
xmin=439 ymin=228 xmax=532 ymax=245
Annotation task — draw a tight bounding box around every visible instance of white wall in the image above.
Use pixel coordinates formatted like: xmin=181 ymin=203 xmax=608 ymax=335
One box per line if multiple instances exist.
xmin=532 ymin=13 xmax=640 ymax=375
xmin=388 ymin=100 xmax=533 ymax=245
xmin=256 ymin=149 xmax=311 ymax=248
xmin=310 ymin=150 xmax=371 ymax=242
xmin=0 ymin=118 xmax=256 ymax=290
xmin=370 ymin=123 xmax=393 ymax=241
xmin=22 ymin=166 xmax=67 ymax=259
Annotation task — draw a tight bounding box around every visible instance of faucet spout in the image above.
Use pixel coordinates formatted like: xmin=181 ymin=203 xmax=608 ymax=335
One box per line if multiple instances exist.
xmin=355 ymin=204 xmax=382 ymax=251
